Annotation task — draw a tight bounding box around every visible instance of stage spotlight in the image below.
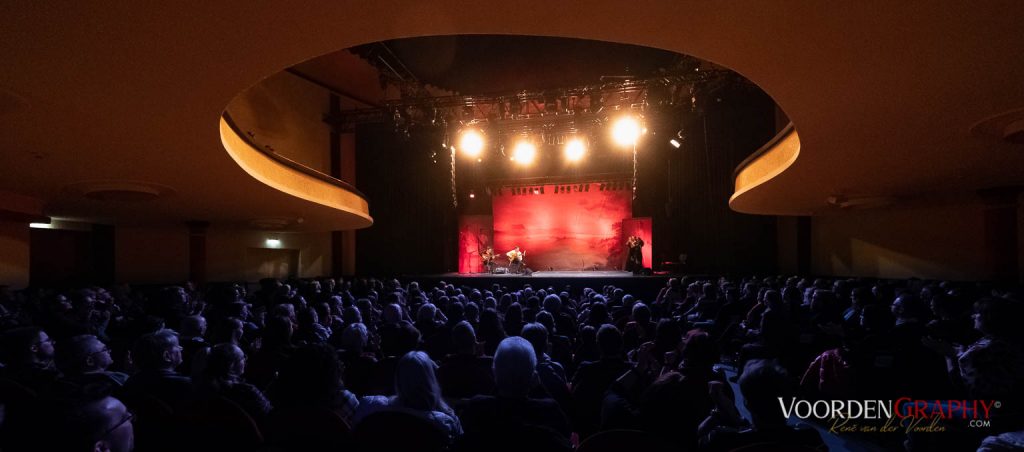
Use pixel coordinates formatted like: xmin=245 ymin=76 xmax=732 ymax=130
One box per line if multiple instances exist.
xmin=458 ymin=129 xmax=484 ymax=158
xmin=612 ymin=116 xmax=641 ymax=147
xmin=469 ymin=190 xmax=476 ymax=199
xmin=564 ymin=138 xmax=586 ymax=162
xmin=533 ymin=188 xmax=540 ymax=195
xmin=669 ymin=129 xmax=684 ymax=148
xmin=511 ymin=141 xmax=537 ymax=165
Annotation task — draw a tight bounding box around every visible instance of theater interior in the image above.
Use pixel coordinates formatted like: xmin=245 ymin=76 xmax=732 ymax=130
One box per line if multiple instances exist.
xmin=2 ymin=2 xmax=1024 ymax=451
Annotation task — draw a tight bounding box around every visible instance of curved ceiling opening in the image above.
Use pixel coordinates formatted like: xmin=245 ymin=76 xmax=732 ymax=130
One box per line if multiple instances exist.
xmin=224 ymin=35 xmax=784 ymax=206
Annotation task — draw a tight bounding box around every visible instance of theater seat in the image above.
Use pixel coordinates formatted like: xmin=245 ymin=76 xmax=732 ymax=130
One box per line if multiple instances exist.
xmin=354 ymin=411 xmax=448 ymax=452
xmin=577 ymin=429 xmax=672 ymax=452
xmin=174 ymin=396 xmax=263 ymax=451
xmin=265 ymin=407 xmax=352 ymax=451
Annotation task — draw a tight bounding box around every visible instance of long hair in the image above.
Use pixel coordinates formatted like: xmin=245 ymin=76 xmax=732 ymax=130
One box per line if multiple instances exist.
xmin=394 ymin=351 xmax=451 ymax=415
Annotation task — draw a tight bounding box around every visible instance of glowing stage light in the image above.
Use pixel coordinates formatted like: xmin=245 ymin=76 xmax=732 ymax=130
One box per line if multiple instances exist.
xmin=511 ymin=141 xmax=536 ymax=165
xmin=469 ymin=190 xmax=476 ymax=199
xmin=265 ymin=238 xmax=281 ymax=247
xmin=612 ymin=116 xmax=641 ymax=147
xmin=458 ymin=129 xmax=484 ymax=157
xmin=564 ymin=138 xmax=586 ymax=162
xmin=669 ymin=138 xmax=682 ymax=148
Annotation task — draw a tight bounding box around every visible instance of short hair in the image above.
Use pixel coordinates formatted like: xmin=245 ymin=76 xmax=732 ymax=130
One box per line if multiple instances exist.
xmin=342 ymin=323 xmax=369 ymax=350
xmin=204 ymin=343 xmax=245 ymax=379
xmin=452 ymin=321 xmax=477 ymax=354
xmin=56 ymin=334 xmax=103 ymax=374
xmin=417 ymin=303 xmax=437 ymax=324
xmin=383 ymin=303 xmax=403 ymax=324
xmin=520 ymin=323 xmax=548 ymax=358
xmin=542 ymin=294 xmax=561 ymax=313
xmin=132 ymin=329 xmax=179 ymax=371
xmin=739 ymin=359 xmax=792 ymax=422
xmin=493 ymin=337 xmax=537 ymax=397
xmin=0 ymin=327 xmax=43 ymax=364
xmin=596 ymin=324 xmax=623 ymax=357
xmin=632 ymin=302 xmax=651 ymax=322
xmin=180 ymin=315 xmax=206 ymax=337
xmin=535 ymin=310 xmax=555 ymax=333
xmin=974 ymin=297 xmax=1023 ymax=339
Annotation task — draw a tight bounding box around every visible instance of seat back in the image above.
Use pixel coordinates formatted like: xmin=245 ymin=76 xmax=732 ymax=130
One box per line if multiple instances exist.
xmin=175 ymin=396 xmax=263 ymax=451
xmin=265 ymin=407 xmax=352 ymax=451
xmin=577 ymin=429 xmax=673 ymax=452
xmin=354 ymin=410 xmax=448 ymax=452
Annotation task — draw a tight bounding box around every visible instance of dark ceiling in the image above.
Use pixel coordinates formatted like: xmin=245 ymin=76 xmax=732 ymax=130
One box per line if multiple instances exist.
xmin=352 ymin=35 xmax=693 ymax=94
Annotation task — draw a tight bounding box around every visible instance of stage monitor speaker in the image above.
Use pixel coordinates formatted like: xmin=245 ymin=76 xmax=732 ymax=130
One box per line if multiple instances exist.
xmin=640 ymin=267 xmax=653 ymax=276
xmin=523 ymin=268 xmax=533 ymax=276
xmin=494 ymin=267 xmax=508 ymax=274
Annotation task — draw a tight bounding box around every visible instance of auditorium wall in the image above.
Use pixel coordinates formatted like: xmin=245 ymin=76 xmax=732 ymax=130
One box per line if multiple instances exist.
xmin=810 ymin=199 xmax=1019 ymax=281
xmin=115 ymin=226 xmax=190 ymax=284
xmin=115 ymin=226 xmax=331 ymax=284
xmin=0 ymin=220 xmax=30 ymax=289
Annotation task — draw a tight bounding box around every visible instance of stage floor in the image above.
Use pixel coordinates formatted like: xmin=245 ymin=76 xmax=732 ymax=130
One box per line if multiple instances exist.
xmin=437 ymin=270 xmax=636 ymax=278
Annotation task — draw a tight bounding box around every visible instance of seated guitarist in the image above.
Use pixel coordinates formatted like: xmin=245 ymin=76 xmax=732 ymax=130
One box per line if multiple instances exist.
xmin=506 ymin=246 xmax=525 ymax=274
xmin=480 ymin=247 xmax=496 ymax=273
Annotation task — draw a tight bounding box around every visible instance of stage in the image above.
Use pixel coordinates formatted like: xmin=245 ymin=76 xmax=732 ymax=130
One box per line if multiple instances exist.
xmin=442 ymin=270 xmax=635 ymax=278
xmin=404 ymin=271 xmax=673 ymax=301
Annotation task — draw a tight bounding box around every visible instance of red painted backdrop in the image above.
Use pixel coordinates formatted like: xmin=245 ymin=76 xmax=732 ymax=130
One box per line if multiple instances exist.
xmin=492 ymin=183 xmax=633 ymax=271
xmin=458 ymin=215 xmax=494 ymax=273
xmin=621 ymin=217 xmax=653 ymax=269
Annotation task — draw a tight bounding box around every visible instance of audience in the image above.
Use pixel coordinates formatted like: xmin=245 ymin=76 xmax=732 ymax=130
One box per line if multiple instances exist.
xmin=1 ymin=274 xmax=1021 ymax=451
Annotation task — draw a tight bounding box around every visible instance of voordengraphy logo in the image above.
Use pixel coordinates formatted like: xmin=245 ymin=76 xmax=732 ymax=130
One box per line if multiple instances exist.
xmin=778 ymin=398 xmax=1000 ymax=434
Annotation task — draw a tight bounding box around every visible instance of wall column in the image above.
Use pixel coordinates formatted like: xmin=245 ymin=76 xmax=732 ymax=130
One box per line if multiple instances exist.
xmin=329 ymin=93 xmax=358 ymax=276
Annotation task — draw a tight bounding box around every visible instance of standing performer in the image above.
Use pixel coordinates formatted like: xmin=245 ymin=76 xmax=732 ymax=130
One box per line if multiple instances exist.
xmin=506 ymin=246 xmax=525 ymax=274
xmin=480 ymin=247 xmax=496 ymax=273
xmin=626 ymin=235 xmax=644 ymax=275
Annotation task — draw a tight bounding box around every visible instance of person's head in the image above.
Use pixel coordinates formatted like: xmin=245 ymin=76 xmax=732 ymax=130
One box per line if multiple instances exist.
xmin=179 ymin=315 xmax=207 ymax=339
xmin=1 ymin=327 xmax=55 ymax=368
xmin=891 ymin=294 xmax=925 ymax=320
xmin=341 ymin=322 xmax=369 ymax=353
xmin=417 ymin=303 xmax=437 ymax=324
xmin=492 ymin=337 xmax=537 ymax=397
xmin=506 ymin=303 xmax=523 ymax=323
xmin=739 ymin=359 xmax=793 ymax=427
xmin=520 ymin=322 xmax=549 ymax=359
xmin=452 ymin=321 xmax=477 ymax=355
xmin=464 ymin=301 xmax=480 ymax=323
xmin=56 ymin=394 xmax=134 ymax=452
xmin=58 ymin=334 xmax=113 ymax=375
xmin=850 ymin=287 xmax=874 ymax=309
xmin=204 ymin=343 xmax=246 ymax=381
xmin=596 ymin=324 xmax=623 ymax=358
xmin=383 ymin=303 xmax=403 ymax=324
xmin=859 ymin=304 xmax=893 ymax=333
xmin=632 ymin=302 xmax=651 ymax=323
xmin=680 ymin=331 xmax=715 ymax=369
xmin=542 ymin=294 xmax=561 ymax=314
xmin=654 ymin=318 xmax=682 ymax=351
xmin=394 ymin=351 xmax=449 ymax=414
xmin=535 ymin=310 xmax=555 ymax=334
xmin=973 ymin=297 xmax=1023 ymax=339
xmin=342 ymin=305 xmax=362 ymax=325
xmin=212 ymin=317 xmax=244 ymax=345
xmin=132 ymin=329 xmax=182 ymax=372
xmin=273 ymin=343 xmax=344 ymax=406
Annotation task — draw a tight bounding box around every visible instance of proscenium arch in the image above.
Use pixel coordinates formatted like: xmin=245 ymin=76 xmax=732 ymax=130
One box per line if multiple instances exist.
xmin=218 ymin=2 xmax=799 ymax=217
